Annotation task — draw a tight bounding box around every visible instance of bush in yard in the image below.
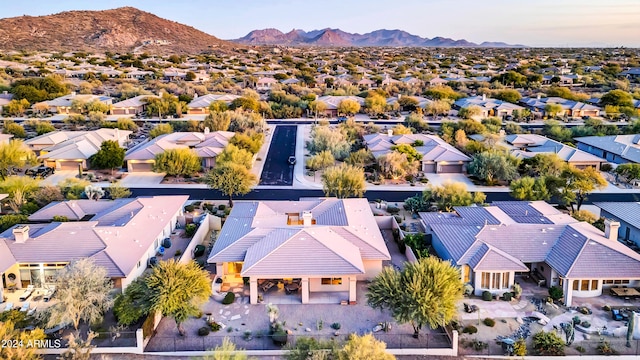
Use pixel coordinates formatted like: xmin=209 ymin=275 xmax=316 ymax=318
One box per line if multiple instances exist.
xmin=218 ymin=204 xmax=226 ymax=210
xmin=483 ymin=318 xmax=496 ymax=327
xmin=184 ymin=205 xmax=196 ymax=212
xmin=185 ymin=223 xmax=197 ymax=237
xmin=548 ymin=286 xmax=563 ymax=301
xmin=198 ymin=326 xmax=210 ymax=336
xmin=209 ymin=322 xmax=221 ymax=332
xmin=330 ymin=322 xmax=341 ymax=330
xmin=386 ymin=206 xmax=400 ymax=214
xmin=462 ymin=325 xmax=477 ymax=334
xmin=482 ymin=290 xmax=493 ymax=301
xmin=533 ymin=331 xmax=565 ymax=356
xmin=222 ymin=292 xmax=235 ymax=305
xmin=272 ymin=330 xmax=288 ymax=346
xmin=581 ymin=321 xmax=590 ymax=328
xmin=513 ymin=338 xmax=527 ymax=356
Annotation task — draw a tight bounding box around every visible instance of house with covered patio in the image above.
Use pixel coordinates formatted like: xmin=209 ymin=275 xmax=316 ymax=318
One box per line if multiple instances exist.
xmin=420 ymin=201 xmax=640 ymax=306
xmin=207 ymin=198 xmax=391 ymax=305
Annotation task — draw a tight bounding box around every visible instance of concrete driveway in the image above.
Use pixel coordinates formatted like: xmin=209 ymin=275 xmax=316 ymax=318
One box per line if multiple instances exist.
xmin=120 ymin=172 xmax=165 ymax=186
xmin=424 ymin=173 xmax=475 ymax=187
xmin=38 ymin=170 xmax=78 ymax=186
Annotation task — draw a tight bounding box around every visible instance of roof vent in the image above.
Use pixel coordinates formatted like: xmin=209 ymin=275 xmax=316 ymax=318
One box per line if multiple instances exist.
xmin=541 ymin=229 xmax=546 ymax=233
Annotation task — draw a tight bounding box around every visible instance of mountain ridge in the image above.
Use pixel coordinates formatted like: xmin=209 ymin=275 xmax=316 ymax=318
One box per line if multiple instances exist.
xmin=0 ymin=7 xmax=233 ymax=53
xmin=234 ymin=28 xmax=525 ymax=47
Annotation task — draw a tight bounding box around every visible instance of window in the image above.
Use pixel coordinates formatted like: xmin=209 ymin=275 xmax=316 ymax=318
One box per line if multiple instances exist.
xmin=481 ymin=272 xmax=509 ymax=290
xmin=321 ymin=277 xmax=342 ymax=285
xmin=603 ymin=279 xmax=630 ymax=285
xmin=573 ymin=280 xmax=579 ymax=291
xmin=581 ymin=280 xmax=589 ymax=291
xmin=481 ymin=272 xmax=491 ymax=288
xmin=591 ymin=280 xmax=598 ymax=290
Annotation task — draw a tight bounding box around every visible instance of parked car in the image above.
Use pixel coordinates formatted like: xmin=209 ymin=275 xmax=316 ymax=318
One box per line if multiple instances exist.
xmin=288 ymin=156 xmax=296 ymax=165
xmin=337 ymin=116 xmax=348 ymax=122
xmin=25 ymin=165 xmax=55 ymax=178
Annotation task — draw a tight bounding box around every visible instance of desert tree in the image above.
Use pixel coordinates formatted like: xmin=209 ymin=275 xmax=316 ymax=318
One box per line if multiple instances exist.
xmin=203 ymin=337 xmax=250 ymax=360
xmin=90 ymin=140 xmax=125 ymax=175
xmin=467 ymin=151 xmax=519 ymax=185
xmin=47 ymin=258 xmax=113 ymax=331
xmin=0 ymin=320 xmax=45 ymax=360
xmin=424 ymin=182 xmax=486 ymax=212
xmin=0 ymin=140 xmax=36 ymax=180
xmin=153 ymin=148 xmax=201 ymax=177
xmin=149 ymin=123 xmax=173 ymax=139
xmin=321 ymin=163 xmax=366 ymax=198
xmin=0 ymin=176 xmax=40 ymax=212
xmin=337 ymin=99 xmax=361 ymax=116
xmin=560 ymin=165 xmax=607 ymax=211
xmin=510 ymin=176 xmax=551 ymax=201
xmin=106 ymin=182 xmax=132 ymax=199
xmin=145 ymin=260 xmax=211 ymax=336
xmin=216 ymin=144 xmax=254 ymax=170
xmin=306 ymin=150 xmax=335 ymax=172
xmin=367 ymin=257 xmax=463 ymax=338
xmin=206 ymin=162 xmax=257 ymax=207
xmin=339 ymin=333 xmax=395 ymax=360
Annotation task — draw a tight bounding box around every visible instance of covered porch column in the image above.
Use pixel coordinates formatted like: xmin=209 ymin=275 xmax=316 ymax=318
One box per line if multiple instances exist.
xmin=249 ymin=277 xmax=258 ymax=305
xmin=348 ymin=277 xmax=357 ymax=303
xmin=215 ymin=263 xmax=224 ymax=277
xmin=563 ymin=278 xmax=573 ymax=306
xmin=301 ymin=278 xmax=309 ymax=304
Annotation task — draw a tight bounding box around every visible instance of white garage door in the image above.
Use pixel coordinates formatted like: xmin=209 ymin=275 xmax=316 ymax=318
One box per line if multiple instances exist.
xmin=132 ymin=162 xmax=154 ymax=172
xmin=58 ymin=161 xmax=81 ymax=170
xmin=438 ymin=164 xmax=464 ymax=173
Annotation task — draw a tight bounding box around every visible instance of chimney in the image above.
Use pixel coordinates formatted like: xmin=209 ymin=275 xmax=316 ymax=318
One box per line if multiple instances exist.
xmin=13 ymin=225 xmax=30 ymax=244
xmin=2 ymin=91 xmax=7 ymax=95
xmin=204 ymin=127 xmax=210 ymax=134
xmin=387 ymin=129 xmax=393 ymax=137
xmin=194 ymin=93 xmax=198 ymax=99
xmin=604 ymin=219 xmax=620 ymax=241
xmin=302 ymin=211 xmax=313 ymax=226
xmin=482 ymin=94 xmax=486 ymax=101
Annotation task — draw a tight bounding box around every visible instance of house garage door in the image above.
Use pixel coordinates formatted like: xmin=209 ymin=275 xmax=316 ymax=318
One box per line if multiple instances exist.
xmin=438 ymin=164 xmax=464 ymax=173
xmin=58 ymin=161 xmax=81 ymax=170
xmin=422 ymin=163 xmax=437 ymax=173
xmin=131 ymin=162 xmax=154 ymax=172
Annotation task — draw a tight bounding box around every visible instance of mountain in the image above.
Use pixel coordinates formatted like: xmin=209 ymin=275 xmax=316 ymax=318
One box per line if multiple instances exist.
xmin=0 ymin=7 xmax=232 ymax=53
xmin=233 ymin=28 xmax=524 ymax=47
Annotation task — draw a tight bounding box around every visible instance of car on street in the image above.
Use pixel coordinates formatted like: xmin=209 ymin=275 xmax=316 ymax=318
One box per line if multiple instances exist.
xmin=25 ymin=165 xmax=55 ymax=179
xmin=287 ymin=156 xmax=296 ymax=165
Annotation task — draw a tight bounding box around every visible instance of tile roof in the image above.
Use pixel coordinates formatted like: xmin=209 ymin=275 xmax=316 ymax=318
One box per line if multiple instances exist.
xmin=1 ymin=196 xmax=187 ymax=278
xmin=112 ymin=95 xmax=159 ymax=108
xmin=423 ymin=201 xmax=640 ymax=279
xmin=124 ymin=131 xmax=233 ymax=161
xmin=363 ymin=133 xmax=470 ymax=163
xmin=208 ymin=198 xmax=390 ymax=275
xmin=503 ymin=134 xmax=605 ymax=164
xmin=595 ymin=202 xmax=640 ymax=229
xmin=188 ymin=94 xmax=240 ymax=108
xmin=575 ymin=135 xmax=640 ymax=163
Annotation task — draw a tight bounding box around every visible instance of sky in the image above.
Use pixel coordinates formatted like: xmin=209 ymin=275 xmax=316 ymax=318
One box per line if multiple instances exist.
xmin=3 ymin=0 xmax=640 ymax=47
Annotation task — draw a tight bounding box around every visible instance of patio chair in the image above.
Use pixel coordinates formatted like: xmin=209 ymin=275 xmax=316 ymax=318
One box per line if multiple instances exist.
xmin=612 ymin=309 xmax=623 ymax=321
xmin=19 ymin=285 xmax=34 ymax=301
xmin=1 ymin=302 xmax=13 ymax=312
xmin=20 ymin=302 xmax=30 ymax=312
xmin=43 ymin=286 xmax=56 ymax=302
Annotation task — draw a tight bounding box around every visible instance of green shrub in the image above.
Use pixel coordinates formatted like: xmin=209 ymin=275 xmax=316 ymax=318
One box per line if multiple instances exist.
xmin=330 ymin=322 xmax=341 ymax=330
xmin=572 ymin=316 xmax=581 ymax=326
xmin=482 ymin=291 xmax=493 ymax=301
xmin=600 ymin=163 xmax=613 ymax=172
xmin=210 ymin=322 xmax=221 ymax=332
xmin=184 ymin=205 xmax=196 ymax=212
xmin=272 ymin=330 xmax=288 ymax=346
xmin=581 ymin=321 xmax=591 ymax=328
xmin=533 ymin=331 xmax=565 ymax=356
xmin=603 ymin=304 xmax=611 ymax=311
xmin=472 ymin=340 xmax=488 ymax=351
xmin=386 ymin=206 xmax=400 ymax=214
xmin=222 ymin=292 xmax=236 ymax=305
xmin=548 ymin=286 xmax=563 ymax=301
xmin=174 ymin=249 xmax=182 ymax=257
xmin=502 ymin=292 xmax=512 ymax=301
xmin=198 ymin=326 xmax=210 ymax=336
xmin=483 ymin=318 xmax=496 ymax=327
xmin=576 ymin=345 xmax=586 ymax=353
xmin=462 ymin=325 xmax=478 ymax=334
xmin=218 ymin=204 xmax=226 ymax=210
xmin=513 ymin=338 xmax=527 ymax=356
xmin=597 ymin=340 xmax=617 ymax=355
xmin=185 ymin=223 xmax=197 ymax=237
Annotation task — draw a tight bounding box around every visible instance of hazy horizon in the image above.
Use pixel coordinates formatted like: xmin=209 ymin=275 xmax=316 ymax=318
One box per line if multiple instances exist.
xmin=3 ymin=0 xmax=640 ymax=47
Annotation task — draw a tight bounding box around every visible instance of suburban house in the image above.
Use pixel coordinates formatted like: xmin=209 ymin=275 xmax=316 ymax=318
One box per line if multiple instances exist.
xmin=207 ymin=198 xmax=391 ymax=305
xmin=187 ymin=94 xmax=240 ymax=115
xmin=256 ymin=77 xmax=279 ymax=91
xmin=363 ymin=132 xmax=471 ymax=173
xmin=124 ymin=131 xmax=234 ymax=172
xmin=502 ymin=134 xmax=606 ymax=168
xmin=24 ymin=128 xmax=132 ymax=170
xmin=595 ymin=202 xmax=640 ymax=248
xmin=575 ymin=135 xmax=640 ymax=164
xmin=34 ymin=92 xmax=113 ymax=114
xmin=121 ymin=67 xmax=155 ymax=80
xmin=0 ymin=91 xmax=13 ymax=113
xmin=386 ymin=95 xmax=433 ymax=111
xmin=0 ymin=195 xmax=188 ymax=301
xmin=519 ymin=96 xmax=601 ymax=118
xmin=453 ymin=95 xmax=525 ymax=118
xmin=420 ymin=201 xmax=640 ymax=306
xmin=111 ymin=95 xmax=159 ymax=116
xmin=0 ymin=134 xmax=13 ymax=144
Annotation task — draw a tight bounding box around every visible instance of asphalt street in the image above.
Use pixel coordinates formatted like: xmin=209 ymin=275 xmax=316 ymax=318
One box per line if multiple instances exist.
xmin=127 ymin=187 xmax=640 ymax=204
xmin=258 ymin=125 xmax=297 ymax=186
